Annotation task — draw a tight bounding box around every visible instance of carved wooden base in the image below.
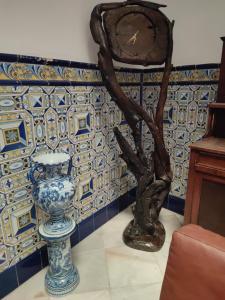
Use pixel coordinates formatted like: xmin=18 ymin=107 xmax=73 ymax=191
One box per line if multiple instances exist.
xmin=123 ymin=219 xmax=165 ymax=252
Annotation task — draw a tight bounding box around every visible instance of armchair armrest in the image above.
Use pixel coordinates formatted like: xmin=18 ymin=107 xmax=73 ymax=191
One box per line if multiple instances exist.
xmin=160 ymin=224 xmax=225 ymax=300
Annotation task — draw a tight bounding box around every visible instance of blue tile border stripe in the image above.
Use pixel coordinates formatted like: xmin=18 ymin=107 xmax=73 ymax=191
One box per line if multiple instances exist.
xmin=0 ymin=265 xmax=18 ymax=298
xmin=0 ymin=80 xmax=142 ymax=87
xmin=143 ymin=80 xmax=219 ymax=86
xmin=0 ymin=53 xmax=219 ymax=72
xmin=0 ymin=53 xmax=142 ymax=73
xmin=164 ymin=195 xmax=185 ymax=215
xmin=0 ymin=80 xmax=216 ymax=87
xmin=0 ymin=53 xmax=219 ymax=86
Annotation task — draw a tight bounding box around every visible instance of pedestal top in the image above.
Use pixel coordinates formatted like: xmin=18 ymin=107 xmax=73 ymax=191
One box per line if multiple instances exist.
xmin=39 ymin=219 xmax=76 ymax=240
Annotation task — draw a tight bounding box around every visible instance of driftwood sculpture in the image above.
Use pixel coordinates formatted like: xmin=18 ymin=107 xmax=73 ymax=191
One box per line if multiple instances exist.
xmin=90 ymin=0 xmax=174 ymax=251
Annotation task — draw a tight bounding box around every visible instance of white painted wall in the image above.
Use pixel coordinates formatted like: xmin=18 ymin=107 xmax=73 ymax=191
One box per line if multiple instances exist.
xmin=0 ymin=0 xmax=224 ymax=66
xmin=161 ymin=0 xmax=225 ymax=66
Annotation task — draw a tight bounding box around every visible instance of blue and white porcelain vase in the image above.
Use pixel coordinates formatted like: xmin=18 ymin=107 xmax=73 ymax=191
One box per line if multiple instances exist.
xmin=28 ymin=152 xmax=79 ymax=296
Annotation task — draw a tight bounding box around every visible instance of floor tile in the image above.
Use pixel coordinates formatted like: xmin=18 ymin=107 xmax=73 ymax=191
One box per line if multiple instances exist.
xmin=4 ymin=269 xmax=110 ymax=300
xmin=105 ymin=245 xmax=163 ymax=288
xmin=73 ymin=228 xmax=104 ymax=253
xmin=160 ymin=208 xmax=176 ymax=217
xmin=153 ymin=241 xmax=171 ymax=276
xmin=4 ymin=268 xmax=46 ymax=300
xmin=159 ymin=213 xmax=181 ymax=243
xmin=175 ymin=213 xmax=184 ymax=225
xmin=102 ymin=206 xmax=133 ymax=232
xmin=110 ymin=283 xmax=162 ymax=300
xmin=100 ymin=207 xmax=133 ymax=249
xmin=72 ymin=249 xmax=109 ymax=293
xmin=3 ymin=207 xmax=183 ymax=300
xmin=68 ymin=289 xmax=111 ymax=300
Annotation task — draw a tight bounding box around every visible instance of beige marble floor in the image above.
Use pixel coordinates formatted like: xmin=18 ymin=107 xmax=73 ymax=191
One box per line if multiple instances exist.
xmin=4 ymin=207 xmax=183 ymax=300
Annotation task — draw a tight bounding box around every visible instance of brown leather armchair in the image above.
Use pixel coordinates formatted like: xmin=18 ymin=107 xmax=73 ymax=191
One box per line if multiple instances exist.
xmin=160 ymin=224 xmax=225 ymax=300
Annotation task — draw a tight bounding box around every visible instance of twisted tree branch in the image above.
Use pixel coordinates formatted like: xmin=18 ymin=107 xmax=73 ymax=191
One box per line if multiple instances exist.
xmin=90 ymin=0 xmax=174 ymax=251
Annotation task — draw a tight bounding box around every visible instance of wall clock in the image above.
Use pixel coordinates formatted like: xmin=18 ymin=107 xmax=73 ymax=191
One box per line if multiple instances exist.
xmin=104 ymin=6 xmax=170 ymax=65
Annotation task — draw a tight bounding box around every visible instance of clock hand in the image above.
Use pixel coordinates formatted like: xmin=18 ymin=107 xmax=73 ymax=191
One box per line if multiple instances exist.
xmin=127 ymin=30 xmax=139 ymax=45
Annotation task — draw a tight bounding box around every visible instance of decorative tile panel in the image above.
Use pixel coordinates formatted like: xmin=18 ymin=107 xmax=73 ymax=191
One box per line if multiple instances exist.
xmin=67 ymin=104 xmax=94 ymax=143
xmin=0 ymin=62 xmax=140 ymax=84
xmin=44 ymin=107 xmax=59 ymax=149
xmin=0 ymin=58 xmax=141 ymax=273
xmin=0 ymin=54 xmax=219 ymax=279
xmin=0 ymin=86 xmax=26 ymax=111
xmin=0 ymin=111 xmax=35 ymax=163
xmin=143 ymin=67 xmax=220 ymax=83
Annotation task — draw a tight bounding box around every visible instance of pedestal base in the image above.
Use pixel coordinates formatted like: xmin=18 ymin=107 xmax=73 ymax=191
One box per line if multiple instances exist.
xmin=123 ymin=219 xmax=165 ymax=252
xmin=45 ymin=265 xmax=79 ymax=296
xmin=39 ymin=219 xmax=79 ymax=296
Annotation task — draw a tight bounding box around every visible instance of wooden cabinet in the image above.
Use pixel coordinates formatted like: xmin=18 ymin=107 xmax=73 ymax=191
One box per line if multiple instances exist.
xmin=184 ymin=37 xmax=225 ymax=236
xmin=184 ymin=137 xmax=225 ymax=236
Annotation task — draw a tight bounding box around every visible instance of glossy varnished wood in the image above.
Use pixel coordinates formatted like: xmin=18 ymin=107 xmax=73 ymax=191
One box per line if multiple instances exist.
xmin=184 ymin=139 xmax=225 ymax=236
xmin=185 ymin=37 xmax=225 ymax=236
xmin=190 ymin=137 xmax=225 ymax=156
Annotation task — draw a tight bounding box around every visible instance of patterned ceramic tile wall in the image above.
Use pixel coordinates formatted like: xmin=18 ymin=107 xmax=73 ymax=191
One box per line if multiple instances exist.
xmin=143 ymin=65 xmax=219 ymax=199
xmin=0 ymin=57 xmax=140 ymax=274
xmin=0 ymin=55 xmax=219 ymax=283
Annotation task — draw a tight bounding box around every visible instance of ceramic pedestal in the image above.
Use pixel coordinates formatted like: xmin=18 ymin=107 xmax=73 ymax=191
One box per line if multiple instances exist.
xmin=39 ymin=223 xmax=79 ymax=296
xmin=28 ymin=152 xmax=79 ymax=296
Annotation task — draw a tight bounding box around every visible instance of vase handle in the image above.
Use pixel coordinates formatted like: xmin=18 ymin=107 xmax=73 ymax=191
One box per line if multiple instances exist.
xmin=67 ymin=157 xmax=73 ymax=176
xmin=27 ymin=164 xmax=40 ymax=185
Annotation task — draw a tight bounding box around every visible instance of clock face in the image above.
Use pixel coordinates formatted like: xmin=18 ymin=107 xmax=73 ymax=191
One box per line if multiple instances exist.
xmin=104 ymin=6 xmax=170 ymax=65
xmin=115 ymin=13 xmax=156 ymax=58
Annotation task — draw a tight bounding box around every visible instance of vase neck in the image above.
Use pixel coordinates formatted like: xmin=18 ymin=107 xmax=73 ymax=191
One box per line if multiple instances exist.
xmin=45 ymin=164 xmax=62 ymax=179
